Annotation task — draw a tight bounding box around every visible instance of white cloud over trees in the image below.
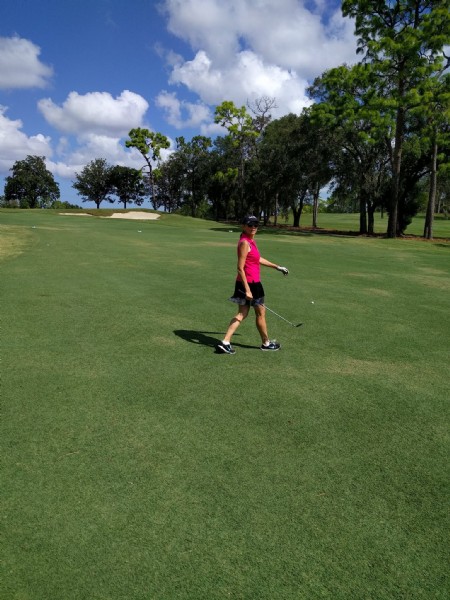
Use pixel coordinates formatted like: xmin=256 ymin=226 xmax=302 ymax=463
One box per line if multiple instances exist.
xmin=155 ymin=91 xmax=212 ymax=129
xmin=38 ymin=91 xmax=149 ymax=137
xmin=0 ymin=106 xmax=52 ymax=173
xmin=158 ymin=0 xmax=357 ymax=122
xmin=0 ymin=1 xmax=358 ymax=183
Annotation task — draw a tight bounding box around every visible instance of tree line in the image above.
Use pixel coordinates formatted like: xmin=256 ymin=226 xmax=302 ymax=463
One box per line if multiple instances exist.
xmin=1 ymin=1 xmax=449 ymax=239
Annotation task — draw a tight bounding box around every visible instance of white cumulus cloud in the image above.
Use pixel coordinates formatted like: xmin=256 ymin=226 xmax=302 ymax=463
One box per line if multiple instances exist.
xmin=47 ymin=135 xmax=148 ymax=180
xmin=38 ymin=90 xmax=149 ymax=137
xmin=0 ymin=36 xmax=53 ymax=89
xmin=155 ymin=91 xmax=211 ymax=129
xmin=0 ymin=105 xmax=53 ymax=173
xmin=47 ymin=131 xmax=175 ymax=181
xmin=158 ymin=0 xmax=357 ymax=118
xmin=170 ymin=50 xmax=311 ymax=118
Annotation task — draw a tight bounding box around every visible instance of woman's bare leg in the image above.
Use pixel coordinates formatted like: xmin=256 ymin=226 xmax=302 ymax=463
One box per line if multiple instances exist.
xmin=254 ymin=304 xmax=269 ymax=344
xmin=223 ymin=305 xmax=250 ymax=343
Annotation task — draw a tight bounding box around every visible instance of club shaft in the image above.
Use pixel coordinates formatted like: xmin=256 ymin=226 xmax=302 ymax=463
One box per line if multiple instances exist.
xmin=225 ymin=293 xmax=302 ymax=328
xmin=262 ymin=304 xmax=298 ymax=327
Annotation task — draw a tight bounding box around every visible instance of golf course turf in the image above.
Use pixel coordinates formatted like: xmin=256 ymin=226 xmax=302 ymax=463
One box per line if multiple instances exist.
xmin=1 ymin=209 xmax=449 ymax=599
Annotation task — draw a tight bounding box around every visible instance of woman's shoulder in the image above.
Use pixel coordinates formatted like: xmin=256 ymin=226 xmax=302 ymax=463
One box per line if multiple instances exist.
xmin=238 ymin=235 xmax=252 ymax=250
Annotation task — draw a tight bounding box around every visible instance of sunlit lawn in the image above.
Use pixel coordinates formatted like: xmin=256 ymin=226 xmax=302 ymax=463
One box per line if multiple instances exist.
xmin=279 ymin=210 xmax=450 ymax=238
xmin=1 ymin=209 xmax=449 ymax=599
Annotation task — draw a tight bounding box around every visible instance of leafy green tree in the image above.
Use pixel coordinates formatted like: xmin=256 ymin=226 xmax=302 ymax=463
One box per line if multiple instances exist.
xmin=309 ymin=60 xmax=450 ymax=236
xmin=154 ymin=154 xmax=186 ymax=213
xmin=417 ymin=73 xmax=450 ymax=238
xmin=125 ymin=128 xmax=170 ymax=208
xmin=50 ymin=200 xmax=81 ymax=209
xmin=214 ymin=101 xmax=259 ymax=216
xmin=256 ymin=111 xmax=334 ymax=228
xmin=390 ymin=134 xmax=429 ymax=234
xmin=154 ymin=136 xmax=214 ymax=217
xmin=217 ymin=97 xmax=277 ymax=221
xmin=4 ymin=155 xmax=59 ymax=208
xmin=342 ymin=0 xmax=450 ymax=237
xmin=242 ymin=154 xmax=269 ymax=223
xmin=309 ymin=63 xmax=394 ymax=234
xmin=174 ymin=136 xmax=213 ymax=217
xmin=72 ymin=158 xmax=113 ymax=209
xmin=258 ymin=113 xmax=310 ymax=227
xmin=436 ymin=166 xmax=450 ymax=216
xmin=208 ymin=135 xmax=241 ymax=220
xmin=109 ymin=165 xmax=146 ymax=209
xmin=292 ymin=109 xmax=334 ymax=229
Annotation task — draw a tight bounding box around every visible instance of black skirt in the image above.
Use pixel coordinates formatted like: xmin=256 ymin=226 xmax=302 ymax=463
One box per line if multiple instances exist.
xmin=229 ymin=280 xmax=265 ymax=306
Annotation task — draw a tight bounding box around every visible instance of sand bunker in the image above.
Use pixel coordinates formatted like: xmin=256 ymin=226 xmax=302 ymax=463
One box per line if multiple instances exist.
xmin=59 ymin=212 xmax=92 ymax=216
xmin=106 ymin=212 xmax=160 ymax=220
xmin=59 ymin=212 xmax=160 ymax=220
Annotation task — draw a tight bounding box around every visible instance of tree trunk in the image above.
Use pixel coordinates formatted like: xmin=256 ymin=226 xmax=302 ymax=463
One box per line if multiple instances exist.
xmin=359 ymin=196 xmax=367 ymax=234
xmin=388 ymin=103 xmax=405 ymax=238
xmin=239 ymin=152 xmax=245 ymax=216
xmin=367 ymin=202 xmax=375 ymax=235
xmin=312 ymin=183 xmax=320 ymax=229
xmin=144 ymin=160 xmax=156 ymax=210
xmin=274 ymin=192 xmax=278 ymax=226
xmin=424 ymin=136 xmax=438 ymax=240
xmin=292 ymin=197 xmax=304 ymax=227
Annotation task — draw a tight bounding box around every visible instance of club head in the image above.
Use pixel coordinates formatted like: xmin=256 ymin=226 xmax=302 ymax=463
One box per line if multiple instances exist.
xmin=295 ymin=323 xmax=304 ymax=328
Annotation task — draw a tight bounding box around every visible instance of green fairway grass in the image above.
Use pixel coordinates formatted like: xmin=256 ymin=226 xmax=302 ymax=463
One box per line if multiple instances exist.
xmin=1 ymin=209 xmax=449 ymax=599
xmin=280 ymin=210 xmax=450 ymax=238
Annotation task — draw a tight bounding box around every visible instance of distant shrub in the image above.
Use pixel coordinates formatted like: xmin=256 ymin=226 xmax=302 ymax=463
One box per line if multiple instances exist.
xmin=0 ymin=196 xmax=19 ymax=208
xmin=50 ymin=200 xmax=82 ymax=209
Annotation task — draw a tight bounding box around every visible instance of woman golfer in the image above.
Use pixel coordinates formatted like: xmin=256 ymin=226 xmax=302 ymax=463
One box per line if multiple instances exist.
xmin=217 ymin=215 xmax=289 ymax=354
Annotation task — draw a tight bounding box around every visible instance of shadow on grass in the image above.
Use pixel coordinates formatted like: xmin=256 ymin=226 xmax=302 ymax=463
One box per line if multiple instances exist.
xmin=209 ymin=225 xmax=365 ymax=239
xmin=174 ymin=330 xmax=256 ymax=352
xmin=209 ymin=226 xmax=313 ymax=237
xmin=210 ymin=225 xmax=450 ymax=243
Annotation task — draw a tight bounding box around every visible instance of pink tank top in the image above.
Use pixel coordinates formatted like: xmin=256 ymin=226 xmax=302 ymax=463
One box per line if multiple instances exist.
xmin=236 ymin=234 xmax=261 ymax=283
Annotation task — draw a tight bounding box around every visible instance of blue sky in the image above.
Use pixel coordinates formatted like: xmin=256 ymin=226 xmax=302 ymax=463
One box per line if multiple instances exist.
xmin=0 ymin=0 xmax=358 ymax=207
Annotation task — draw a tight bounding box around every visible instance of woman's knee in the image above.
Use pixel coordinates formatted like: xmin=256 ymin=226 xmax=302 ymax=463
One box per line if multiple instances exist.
xmin=231 ymin=312 xmax=246 ymax=326
xmin=239 ymin=306 xmax=250 ymax=320
xmin=254 ymin=305 xmax=266 ymax=318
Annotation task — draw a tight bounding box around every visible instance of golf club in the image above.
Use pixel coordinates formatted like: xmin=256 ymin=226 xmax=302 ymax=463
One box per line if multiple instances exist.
xmin=228 ymin=294 xmax=303 ymax=328
xmin=259 ymin=303 xmax=303 ymax=328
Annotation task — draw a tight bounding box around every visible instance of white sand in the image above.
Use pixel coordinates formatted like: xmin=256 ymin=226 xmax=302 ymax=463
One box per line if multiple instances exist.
xmin=59 ymin=211 xmax=160 ymax=220
xmin=105 ymin=211 xmax=160 ymax=220
xmin=59 ymin=212 xmax=92 ymax=216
